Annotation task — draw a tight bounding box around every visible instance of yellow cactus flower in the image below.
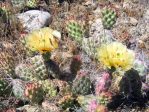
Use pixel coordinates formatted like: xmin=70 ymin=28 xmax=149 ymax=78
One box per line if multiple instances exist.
xmin=97 ymin=42 xmax=135 ymax=71
xmin=26 ymin=27 xmax=60 ymax=53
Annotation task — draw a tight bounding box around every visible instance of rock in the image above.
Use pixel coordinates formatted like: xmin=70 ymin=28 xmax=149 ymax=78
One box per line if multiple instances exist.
xmin=17 ymin=10 xmax=52 ymax=32
xmin=129 ymin=17 xmax=138 ymax=26
xmin=82 ymin=19 xmax=114 ymax=58
xmin=133 ymin=59 xmax=147 ymax=77
xmin=144 ymin=9 xmax=149 ymax=20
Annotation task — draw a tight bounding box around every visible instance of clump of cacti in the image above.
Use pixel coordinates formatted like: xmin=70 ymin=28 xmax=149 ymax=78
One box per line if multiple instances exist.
xmin=39 ymin=80 xmax=57 ymax=98
xmin=88 ymin=100 xmax=98 ymax=112
xmin=11 ymin=0 xmax=26 ymax=8
xmin=57 ymin=94 xmax=77 ymax=110
xmin=0 ymin=52 xmax=15 ymax=77
xmin=24 ymin=82 xmax=44 ymax=104
xmin=102 ymin=8 xmax=117 ymax=29
xmin=31 ymin=55 xmax=49 ymax=80
xmin=0 ymin=78 xmax=11 ymax=97
xmin=66 ymin=20 xmax=85 ymax=43
xmin=98 ymin=92 xmax=112 ymax=105
xmin=72 ymin=72 xmax=92 ymax=95
xmin=12 ymin=79 xmax=26 ymax=99
xmin=15 ymin=55 xmax=48 ymax=81
xmin=77 ymin=94 xmax=97 ymax=111
xmin=95 ymin=72 xmax=111 ymax=95
xmin=120 ymin=69 xmax=142 ymax=98
xmin=15 ymin=63 xmax=38 ymax=81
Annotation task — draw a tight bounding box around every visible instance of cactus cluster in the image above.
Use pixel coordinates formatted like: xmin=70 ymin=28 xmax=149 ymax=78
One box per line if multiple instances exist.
xmin=95 ymin=72 xmax=111 ymax=95
xmin=39 ymin=80 xmax=57 ymax=98
xmin=66 ymin=20 xmax=85 ymax=43
xmin=0 ymin=52 xmax=15 ymax=77
xmin=24 ymin=82 xmax=44 ymax=104
xmin=58 ymin=94 xmax=75 ymax=110
xmin=72 ymin=73 xmax=91 ymax=95
xmin=12 ymin=79 xmax=26 ymax=99
xmin=15 ymin=55 xmax=48 ymax=81
xmin=11 ymin=0 xmax=26 ymax=8
xmin=102 ymin=8 xmax=117 ymax=29
xmin=98 ymin=92 xmax=112 ymax=105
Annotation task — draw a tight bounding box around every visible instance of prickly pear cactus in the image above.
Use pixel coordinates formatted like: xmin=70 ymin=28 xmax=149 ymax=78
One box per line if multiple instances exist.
xmin=72 ymin=73 xmax=92 ymax=95
xmin=26 ymin=0 xmax=38 ymax=8
xmin=0 ymin=79 xmax=11 ymax=97
xmin=57 ymin=94 xmax=76 ymax=110
xmin=31 ymin=55 xmax=49 ymax=79
xmin=39 ymin=80 xmax=57 ymax=98
xmin=15 ymin=55 xmax=48 ymax=81
xmin=0 ymin=52 xmax=15 ymax=77
xmin=102 ymin=8 xmax=117 ymax=29
xmin=120 ymin=69 xmax=142 ymax=98
xmin=12 ymin=79 xmax=26 ymax=99
xmin=66 ymin=20 xmax=85 ymax=43
xmin=11 ymin=0 xmax=25 ymax=8
xmin=77 ymin=95 xmax=97 ymax=111
xmin=95 ymin=72 xmax=111 ymax=95
xmin=98 ymin=92 xmax=112 ymax=105
xmin=24 ymin=82 xmax=44 ymax=104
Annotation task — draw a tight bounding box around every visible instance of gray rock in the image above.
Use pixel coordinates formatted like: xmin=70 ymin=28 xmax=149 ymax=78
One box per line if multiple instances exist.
xmin=144 ymin=9 xmax=149 ymax=20
xmin=17 ymin=10 xmax=52 ymax=32
xmin=129 ymin=17 xmax=138 ymax=26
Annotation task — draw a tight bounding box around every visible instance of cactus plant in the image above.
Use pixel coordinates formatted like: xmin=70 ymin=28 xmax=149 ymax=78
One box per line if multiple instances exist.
xmin=15 ymin=55 xmax=60 ymax=81
xmin=88 ymin=100 xmax=98 ymax=112
xmin=57 ymin=94 xmax=78 ymax=110
xmin=0 ymin=78 xmax=11 ymax=97
xmin=39 ymin=80 xmax=57 ymax=98
xmin=72 ymin=73 xmax=92 ymax=95
xmin=12 ymin=79 xmax=26 ymax=99
xmin=26 ymin=0 xmax=38 ymax=8
xmin=102 ymin=8 xmax=117 ymax=29
xmin=77 ymin=92 xmax=111 ymax=111
xmin=0 ymin=52 xmax=15 ymax=77
xmin=120 ymin=69 xmax=142 ymax=98
xmin=98 ymin=92 xmax=112 ymax=105
xmin=24 ymin=82 xmax=44 ymax=104
xmin=11 ymin=0 xmax=25 ymax=8
xmin=95 ymin=72 xmax=111 ymax=95
xmin=77 ymin=95 xmax=97 ymax=111
xmin=66 ymin=20 xmax=85 ymax=43
xmin=15 ymin=55 xmax=48 ymax=81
